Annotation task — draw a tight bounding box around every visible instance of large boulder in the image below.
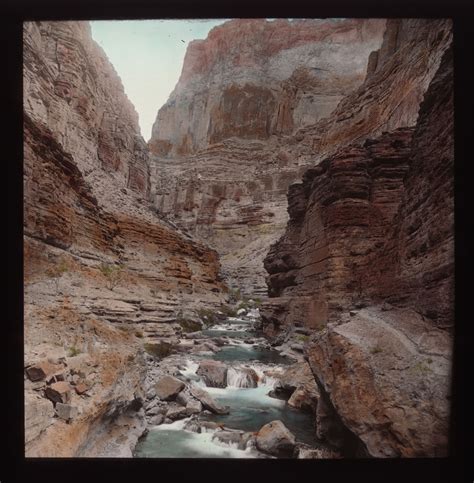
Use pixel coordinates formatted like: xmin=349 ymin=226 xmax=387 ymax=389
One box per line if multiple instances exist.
xmin=154 ymin=375 xmax=185 ymax=401
xmin=189 ymin=385 xmax=229 ymax=415
xmin=24 ymin=393 xmax=55 ymax=445
xmin=256 ymin=420 xmax=296 ymax=457
xmin=307 ymin=307 xmax=452 ymax=457
xmin=196 ymin=360 xmax=228 ymax=388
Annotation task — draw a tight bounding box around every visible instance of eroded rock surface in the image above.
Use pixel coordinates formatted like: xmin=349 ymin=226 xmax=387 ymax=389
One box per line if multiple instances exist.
xmin=23 ymin=20 xmax=227 ymax=457
xmin=261 ymin=39 xmax=454 ymax=457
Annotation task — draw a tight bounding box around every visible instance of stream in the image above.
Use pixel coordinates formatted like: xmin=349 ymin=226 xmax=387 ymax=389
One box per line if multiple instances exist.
xmin=134 ymin=311 xmax=318 ymax=458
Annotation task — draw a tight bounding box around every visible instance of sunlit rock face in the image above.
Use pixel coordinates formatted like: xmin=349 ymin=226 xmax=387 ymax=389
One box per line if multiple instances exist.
xmin=23 ymin=21 xmax=227 ymax=457
xmin=261 ymin=23 xmax=454 ymax=457
xmin=148 ymin=18 xmax=386 ymax=295
xmin=150 ymin=18 xmax=386 ymax=156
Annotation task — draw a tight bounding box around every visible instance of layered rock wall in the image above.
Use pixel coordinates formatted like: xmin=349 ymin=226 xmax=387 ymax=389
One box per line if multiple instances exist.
xmin=23 ymin=21 xmax=226 ymax=457
xmin=261 ymin=38 xmax=454 ymax=457
xmin=148 ymin=19 xmax=451 ymax=296
xmin=150 ymin=18 xmax=386 ymax=156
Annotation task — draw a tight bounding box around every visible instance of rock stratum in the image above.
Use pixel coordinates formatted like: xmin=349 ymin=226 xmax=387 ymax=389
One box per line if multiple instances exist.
xmin=148 ymin=18 xmax=451 ymax=296
xmin=261 ymin=23 xmax=454 ymax=457
xmin=23 ymin=21 xmax=227 ymax=457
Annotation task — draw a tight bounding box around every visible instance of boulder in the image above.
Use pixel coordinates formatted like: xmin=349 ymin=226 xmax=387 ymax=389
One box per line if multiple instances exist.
xmin=186 ymin=399 xmax=203 ymax=415
xmin=166 ymin=403 xmax=188 ymax=421
xmin=55 ymin=403 xmax=79 ymax=422
xmin=213 ymin=430 xmax=243 ymax=448
xmin=149 ymin=414 xmax=165 ymax=426
xmin=45 ymin=381 xmax=71 ymax=404
xmin=196 ymin=360 xmax=228 ymax=388
xmin=189 ymin=385 xmax=229 ymax=414
xmin=154 ymin=375 xmax=185 ymax=401
xmin=256 ymin=420 xmax=296 ymax=457
xmin=287 ymin=387 xmax=316 ymax=412
xmin=25 ymin=361 xmax=63 ymax=382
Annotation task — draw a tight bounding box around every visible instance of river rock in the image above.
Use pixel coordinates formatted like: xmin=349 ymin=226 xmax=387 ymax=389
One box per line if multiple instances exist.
xmin=213 ymin=430 xmax=243 ymax=448
xmin=189 ymin=385 xmax=229 ymax=414
xmin=55 ymin=402 xmax=79 ymax=421
xmin=45 ymin=381 xmax=72 ymax=404
xmin=287 ymin=387 xmax=315 ymax=412
xmin=185 ymin=399 xmax=203 ymax=415
xmin=154 ymin=375 xmax=185 ymax=401
xmin=256 ymin=420 xmax=296 ymax=457
xmin=149 ymin=414 xmax=165 ymax=426
xmin=196 ymin=360 xmax=228 ymax=388
xmin=165 ymin=403 xmax=188 ymax=421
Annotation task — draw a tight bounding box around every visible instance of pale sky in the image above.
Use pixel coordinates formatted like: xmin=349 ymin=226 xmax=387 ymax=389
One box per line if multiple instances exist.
xmin=90 ymin=19 xmax=228 ymax=142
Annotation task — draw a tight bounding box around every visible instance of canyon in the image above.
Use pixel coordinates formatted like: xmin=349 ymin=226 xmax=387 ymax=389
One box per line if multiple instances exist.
xmin=23 ymin=18 xmax=454 ymax=459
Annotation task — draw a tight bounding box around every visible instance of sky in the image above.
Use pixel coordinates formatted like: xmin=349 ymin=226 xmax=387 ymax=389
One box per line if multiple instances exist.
xmin=90 ymin=19 xmax=228 ymax=141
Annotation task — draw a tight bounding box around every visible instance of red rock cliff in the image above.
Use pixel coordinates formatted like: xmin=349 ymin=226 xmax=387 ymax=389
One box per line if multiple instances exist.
xmin=23 ymin=21 xmax=226 ymax=457
xmin=261 ymin=38 xmax=454 ymax=457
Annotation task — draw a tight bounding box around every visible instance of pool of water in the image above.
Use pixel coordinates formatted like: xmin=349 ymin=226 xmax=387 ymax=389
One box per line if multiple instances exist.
xmin=200 ymin=386 xmax=317 ymax=446
xmin=212 ymin=345 xmax=293 ymax=365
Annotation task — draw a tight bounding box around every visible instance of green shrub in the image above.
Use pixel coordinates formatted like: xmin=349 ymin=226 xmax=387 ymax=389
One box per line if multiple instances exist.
xmin=67 ymin=346 xmax=81 ymax=357
xmin=99 ymin=262 xmax=124 ymax=291
xmin=296 ymin=334 xmax=309 ymax=342
xmin=370 ymin=346 xmax=383 ymax=354
xmin=177 ymin=317 xmax=202 ymax=333
xmin=144 ymin=342 xmax=174 ymax=360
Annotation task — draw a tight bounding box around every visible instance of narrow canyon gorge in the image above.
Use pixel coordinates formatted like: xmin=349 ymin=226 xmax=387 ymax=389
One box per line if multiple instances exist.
xmin=23 ymin=18 xmax=454 ymax=459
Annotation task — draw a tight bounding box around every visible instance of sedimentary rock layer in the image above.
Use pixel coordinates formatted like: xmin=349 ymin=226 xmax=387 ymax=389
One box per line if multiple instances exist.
xmin=148 ymin=19 xmax=451 ymax=295
xmin=262 ymin=41 xmax=454 ymax=457
xmin=23 ymin=21 xmax=226 ymax=457
xmin=150 ymin=18 xmax=386 ymax=156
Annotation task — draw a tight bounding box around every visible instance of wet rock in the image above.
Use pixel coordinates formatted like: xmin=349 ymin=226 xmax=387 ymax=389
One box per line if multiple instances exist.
xmin=196 ymin=360 xmax=228 ymax=388
xmin=44 ymin=381 xmax=72 ymax=404
xmin=189 ymin=385 xmax=229 ymax=414
xmin=296 ymin=444 xmax=342 ymax=459
xmin=213 ymin=430 xmax=242 ymax=447
xmin=154 ymin=375 xmax=185 ymax=401
xmin=55 ymin=402 xmax=79 ymax=422
xmin=256 ymin=420 xmax=296 ymax=457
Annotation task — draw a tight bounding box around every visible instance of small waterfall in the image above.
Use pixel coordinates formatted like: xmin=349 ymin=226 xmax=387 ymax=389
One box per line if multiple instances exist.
xmin=226 ymin=367 xmax=258 ymax=388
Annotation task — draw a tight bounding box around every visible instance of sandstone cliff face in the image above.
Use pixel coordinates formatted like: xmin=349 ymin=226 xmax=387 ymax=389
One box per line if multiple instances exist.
xmin=261 ymin=41 xmax=454 ymax=457
xmin=23 ymin=21 xmax=226 ymax=457
xmin=150 ymin=18 xmax=385 ymax=156
xmin=148 ymin=19 xmax=451 ymax=296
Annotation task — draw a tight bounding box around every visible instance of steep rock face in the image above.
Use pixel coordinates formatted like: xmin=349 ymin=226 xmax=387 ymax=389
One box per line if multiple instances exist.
xmin=292 ymin=19 xmax=452 ymax=163
xmin=262 ymin=43 xmax=454 ymax=457
xmin=150 ymin=18 xmax=385 ymax=156
xmin=148 ymin=19 xmax=451 ymax=296
xmin=23 ymin=21 xmax=226 ymax=457
xmin=149 ymin=19 xmax=386 ymax=294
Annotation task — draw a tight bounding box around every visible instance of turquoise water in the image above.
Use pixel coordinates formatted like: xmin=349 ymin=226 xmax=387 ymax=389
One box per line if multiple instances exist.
xmin=134 ymin=315 xmax=315 ymax=458
xmin=212 ymin=345 xmax=293 ymax=365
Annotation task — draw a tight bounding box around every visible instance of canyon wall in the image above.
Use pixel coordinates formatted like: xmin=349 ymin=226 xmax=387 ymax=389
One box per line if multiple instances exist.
xmin=149 ymin=18 xmax=386 ymax=157
xmin=261 ymin=28 xmax=454 ymax=457
xmin=23 ymin=21 xmax=227 ymax=457
xmin=148 ymin=19 xmax=451 ymax=296
xmin=149 ymin=18 xmax=386 ymax=295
